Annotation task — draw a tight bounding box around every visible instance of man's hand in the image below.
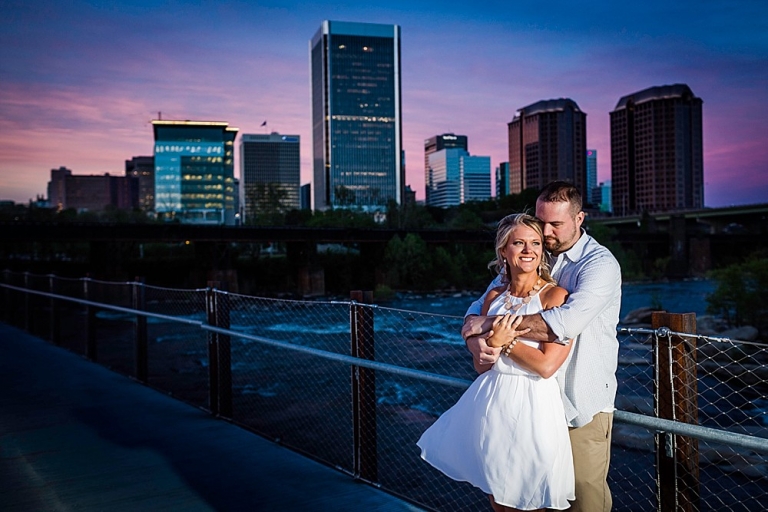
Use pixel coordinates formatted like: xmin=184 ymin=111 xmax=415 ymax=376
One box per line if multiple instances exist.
xmin=462 ymin=315 xmax=498 ymax=366
xmin=466 ymin=334 xmax=501 ymax=371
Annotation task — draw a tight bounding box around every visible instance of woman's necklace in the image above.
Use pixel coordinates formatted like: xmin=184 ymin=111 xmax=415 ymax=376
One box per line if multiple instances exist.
xmin=502 ymin=277 xmax=543 ymax=312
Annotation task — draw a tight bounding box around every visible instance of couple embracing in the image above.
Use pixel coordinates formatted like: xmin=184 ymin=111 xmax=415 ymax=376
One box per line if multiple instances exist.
xmin=418 ymin=181 xmax=622 ymax=512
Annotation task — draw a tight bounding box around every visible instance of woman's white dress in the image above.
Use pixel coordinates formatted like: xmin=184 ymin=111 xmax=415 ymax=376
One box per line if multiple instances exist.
xmin=417 ymin=288 xmax=575 ymax=510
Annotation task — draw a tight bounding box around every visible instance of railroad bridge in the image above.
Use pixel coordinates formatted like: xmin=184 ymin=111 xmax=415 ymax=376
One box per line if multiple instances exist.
xmin=2 ymin=202 xmax=766 ymax=292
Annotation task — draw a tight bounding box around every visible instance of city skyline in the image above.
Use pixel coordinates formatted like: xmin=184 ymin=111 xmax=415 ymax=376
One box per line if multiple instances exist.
xmin=1 ymin=0 xmax=766 ymax=207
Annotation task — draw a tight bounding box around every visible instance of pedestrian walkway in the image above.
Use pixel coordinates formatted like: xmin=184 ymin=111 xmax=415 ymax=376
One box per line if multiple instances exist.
xmin=0 ymin=323 xmax=425 ymax=512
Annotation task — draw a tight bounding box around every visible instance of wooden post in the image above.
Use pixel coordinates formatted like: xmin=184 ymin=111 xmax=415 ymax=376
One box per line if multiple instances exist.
xmin=49 ymin=274 xmax=61 ymax=345
xmin=350 ymin=290 xmax=377 ymax=482
xmin=133 ymin=277 xmax=148 ymax=383
xmin=652 ymin=312 xmax=700 ymax=512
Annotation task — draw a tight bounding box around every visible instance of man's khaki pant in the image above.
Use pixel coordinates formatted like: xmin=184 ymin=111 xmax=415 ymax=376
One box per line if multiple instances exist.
xmin=567 ymin=412 xmax=614 ymax=512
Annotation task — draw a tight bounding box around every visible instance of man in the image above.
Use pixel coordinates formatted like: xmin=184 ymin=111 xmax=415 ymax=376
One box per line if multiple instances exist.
xmin=462 ymin=181 xmax=621 ymax=512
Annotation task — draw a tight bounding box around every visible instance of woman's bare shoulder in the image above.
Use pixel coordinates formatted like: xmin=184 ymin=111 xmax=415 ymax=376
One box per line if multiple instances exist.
xmin=490 ymin=284 xmax=507 ymax=296
xmin=481 ymin=285 xmax=508 ymax=314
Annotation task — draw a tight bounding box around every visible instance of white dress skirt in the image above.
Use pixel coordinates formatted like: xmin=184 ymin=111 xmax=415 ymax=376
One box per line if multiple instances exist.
xmin=417 ymin=290 xmax=575 ymax=510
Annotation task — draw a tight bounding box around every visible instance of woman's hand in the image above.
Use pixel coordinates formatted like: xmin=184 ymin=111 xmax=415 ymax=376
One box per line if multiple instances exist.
xmin=486 ymin=314 xmax=524 ymax=348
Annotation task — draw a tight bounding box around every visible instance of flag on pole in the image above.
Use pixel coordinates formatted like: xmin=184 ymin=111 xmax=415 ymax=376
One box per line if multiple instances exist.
xmin=260 ymin=120 xmax=267 ymax=127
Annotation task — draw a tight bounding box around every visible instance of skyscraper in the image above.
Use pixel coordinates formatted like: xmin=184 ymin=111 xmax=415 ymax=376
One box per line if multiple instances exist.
xmin=152 ymin=120 xmax=238 ymax=224
xmin=507 ymin=98 xmax=587 ymax=197
xmin=610 ymin=84 xmax=703 ymax=215
xmin=424 ymin=134 xmax=468 ymax=204
xmin=310 ymin=20 xmax=403 ymax=211
xmin=425 ymin=148 xmax=491 ymax=208
xmin=239 ymin=133 xmax=300 ymax=223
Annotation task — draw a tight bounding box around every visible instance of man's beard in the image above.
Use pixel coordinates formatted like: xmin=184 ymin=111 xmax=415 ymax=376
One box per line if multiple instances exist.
xmin=544 ymin=237 xmax=562 ymax=253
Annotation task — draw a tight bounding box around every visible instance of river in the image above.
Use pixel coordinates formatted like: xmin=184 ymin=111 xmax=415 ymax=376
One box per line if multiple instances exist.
xmin=387 ymin=277 xmax=717 ymax=320
xmin=383 ymin=277 xmax=767 ymax=510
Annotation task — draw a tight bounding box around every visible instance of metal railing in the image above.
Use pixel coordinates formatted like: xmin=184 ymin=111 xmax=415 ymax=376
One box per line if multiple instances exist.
xmin=2 ymin=270 xmax=767 ymax=511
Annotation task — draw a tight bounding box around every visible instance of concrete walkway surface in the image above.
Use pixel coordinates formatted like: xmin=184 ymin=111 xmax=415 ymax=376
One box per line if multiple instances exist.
xmin=0 ymin=323 xmax=425 ymax=512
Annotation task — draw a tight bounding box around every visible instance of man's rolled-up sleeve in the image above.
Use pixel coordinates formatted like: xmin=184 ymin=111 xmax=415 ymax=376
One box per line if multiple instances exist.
xmin=540 ymin=253 xmax=621 ymax=342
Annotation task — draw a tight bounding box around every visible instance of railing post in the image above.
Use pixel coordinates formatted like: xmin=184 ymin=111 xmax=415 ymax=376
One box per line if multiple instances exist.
xmin=206 ymin=281 xmax=231 ymax=417
xmin=23 ymin=271 xmax=31 ymax=332
xmin=652 ymin=312 xmax=700 ymax=512
xmin=49 ymin=274 xmax=61 ymax=345
xmin=133 ymin=277 xmax=148 ymax=383
xmin=2 ymin=269 xmax=10 ymax=324
xmin=84 ymin=276 xmax=97 ymax=361
xmin=350 ymin=290 xmax=377 ymax=483
xmin=217 ymin=285 xmax=232 ymax=418
xmin=206 ymin=282 xmax=220 ymax=415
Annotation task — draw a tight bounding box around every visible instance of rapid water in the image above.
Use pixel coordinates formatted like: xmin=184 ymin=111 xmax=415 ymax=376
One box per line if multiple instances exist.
xmin=388 ymin=278 xmax=717 ymax=320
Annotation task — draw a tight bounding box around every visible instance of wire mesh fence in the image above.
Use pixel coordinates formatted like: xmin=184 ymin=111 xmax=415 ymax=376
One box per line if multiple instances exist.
xmin=1 ymin=270 xmax=767 ymax=511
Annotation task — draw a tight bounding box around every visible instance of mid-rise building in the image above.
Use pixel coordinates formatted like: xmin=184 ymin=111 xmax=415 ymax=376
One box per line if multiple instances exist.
xmin=310 ymin=20 xmax=403 ymax=211
xmin=125 ymin=156 xmax=154 ymax=211
xmin=586 ymin=149 xmax=598 ymax=207
xmin=152 ymin=120 xmax=238 ymax=224
xmin=424 ymin=134 xmax=468 ymax=204
xmin=425 ymin=148 xmax=491 ymax=208
xmin=598 ymin=180 xmax=613 ymax=213
xmin=496 ymin=162 xmax=509 ymax=198
xmin=300 ymin=183 xmax=311 ymax=210
xmin=610 ymin=84 xmax=703 ymax=215
xmin=47 ymin=167 xmax=138 ymax=212
xmin=507 ymin=98 xmax=587 ymax=197
xmin=239 ymin=133 xmax=300 ymax=223
xmin=48 ymin=166 xmax=72 ymax=210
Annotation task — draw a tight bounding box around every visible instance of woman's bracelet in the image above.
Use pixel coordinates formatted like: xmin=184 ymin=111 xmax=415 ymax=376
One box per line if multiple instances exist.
xmin=502 ymin=338 xmax=518 ymax=357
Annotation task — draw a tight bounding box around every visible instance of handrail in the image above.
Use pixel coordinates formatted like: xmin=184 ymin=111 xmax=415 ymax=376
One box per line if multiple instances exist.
xmin=3 ymin=280 xmax=768 ymax=456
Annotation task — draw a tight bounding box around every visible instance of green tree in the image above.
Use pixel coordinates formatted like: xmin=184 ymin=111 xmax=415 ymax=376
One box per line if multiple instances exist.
xmin=334 ymin=185 xmax=356 ymax=207
xmin=447 ymin=208 xmax=485 ymax=230
xmin=584 ymin=221 xmax=643 ymax=281
xmin=385 ymin=199 xmax=437 ymax=229
xmin=307 ymin=208 xmax=378 ymax=228
xmin=383 ymin=234 xmax=431 ymax=289
xmin=246 ymin=183 xmax=290 ymax=226
xmin=706 ymin=253 xmax=768 ymax=335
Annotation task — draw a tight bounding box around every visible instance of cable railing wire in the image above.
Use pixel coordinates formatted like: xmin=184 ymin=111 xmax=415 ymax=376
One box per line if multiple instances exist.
xmin=1 ymin=270 xmax=767 ymax=511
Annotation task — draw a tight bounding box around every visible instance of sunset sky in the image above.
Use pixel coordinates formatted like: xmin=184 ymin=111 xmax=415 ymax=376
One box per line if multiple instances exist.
xmin=1 ymin=0 xmax=766 ymax=207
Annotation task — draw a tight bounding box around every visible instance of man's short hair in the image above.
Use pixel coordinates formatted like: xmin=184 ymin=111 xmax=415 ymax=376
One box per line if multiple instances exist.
xmin=537 ymin=181 xmax=582 ymax=213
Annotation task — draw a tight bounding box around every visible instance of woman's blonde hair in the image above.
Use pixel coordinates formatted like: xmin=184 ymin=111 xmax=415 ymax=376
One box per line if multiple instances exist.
xmin=488 ymin=213 xmax=555 ymax=284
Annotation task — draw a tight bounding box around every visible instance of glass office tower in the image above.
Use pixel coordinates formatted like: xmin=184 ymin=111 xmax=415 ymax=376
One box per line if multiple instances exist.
xmin=424 ymin=133 xmax=468 ymax=204
xmin=239 ymin=133 xmax=300 ymax=223
xmin=310 ymin=21 xmax=403 ymax=211
xmin=152 ymin=120 xmax=238 ymax=224
xmin=426 ymin=148 xmax=491 ymax=208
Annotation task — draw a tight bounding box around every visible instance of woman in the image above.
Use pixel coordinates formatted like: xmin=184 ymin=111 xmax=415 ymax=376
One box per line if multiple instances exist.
xmin=417 ymin=213 xmax=575 ymax=512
